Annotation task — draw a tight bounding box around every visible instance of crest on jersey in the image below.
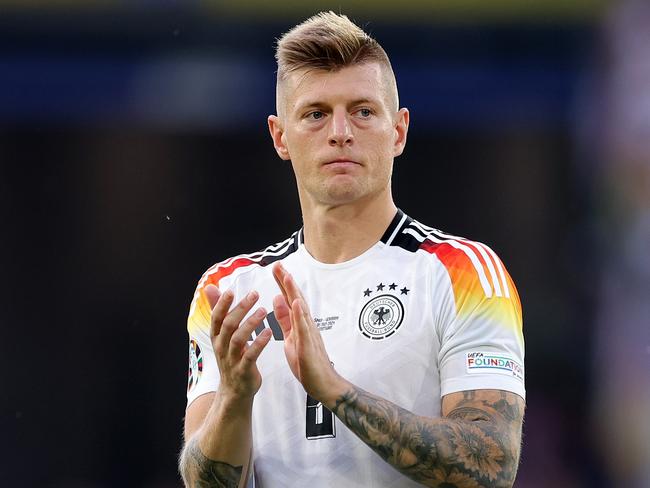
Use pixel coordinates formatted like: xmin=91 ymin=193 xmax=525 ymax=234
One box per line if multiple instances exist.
xmin=187 ymin=339 xmax=203 ymax=392
xmin=359 ymin=293 xmax=405 ymax=340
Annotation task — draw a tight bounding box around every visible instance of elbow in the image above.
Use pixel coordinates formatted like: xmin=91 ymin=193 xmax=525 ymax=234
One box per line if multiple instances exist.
xmin=423 ymin=427 xmax=520 ymax=488
xmin=484 ymin=448 xmax=519 ymax=488
xmin=178 ymin=437 xmax=198 ymax=487
xmin=178 ymin=447 xmax=190 ymax=487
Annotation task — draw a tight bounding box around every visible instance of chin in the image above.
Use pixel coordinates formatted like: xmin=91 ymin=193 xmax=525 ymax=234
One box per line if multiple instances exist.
xmin=321 ymin=181 xmax=364 ymax=204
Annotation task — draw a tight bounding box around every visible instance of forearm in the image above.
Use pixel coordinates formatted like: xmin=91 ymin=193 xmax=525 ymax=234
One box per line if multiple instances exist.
xmin=180 ymin=392 xmax=254 ymax=488
xmin=327 ymin=386 xmax=521 ymax=488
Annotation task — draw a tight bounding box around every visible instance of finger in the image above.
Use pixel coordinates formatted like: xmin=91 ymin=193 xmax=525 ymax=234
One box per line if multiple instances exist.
xmin=217 ymin=291 xmax=259 ymax=353
xmin=284 ymin=273 xmax=310 ymax=315
xmin=242 ymin=328 xmax=272 ymax=364
xmin=273 ymin=262 xmax=301 ymax=310
xmin=210 ymin=289 xmax=234 ymax=338
xmin=204 ymin=284 xmax=221 ymax=310
xmin=290 ymin=297 xmax=309 ymax=343
xmin=272 ymin=294 xmax=292 ymax=337
xmin=229 ymin=306 xmax=267 ymax=360
xmin=272 ymin=263 xmax=290 ymax=303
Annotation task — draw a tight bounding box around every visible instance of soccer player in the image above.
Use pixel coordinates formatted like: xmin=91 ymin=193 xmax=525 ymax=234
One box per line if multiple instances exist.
xmin=179 ymin=11 xmax=525 ymax=488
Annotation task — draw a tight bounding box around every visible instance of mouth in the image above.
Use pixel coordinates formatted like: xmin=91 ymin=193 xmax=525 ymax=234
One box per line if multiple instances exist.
xmin=323 ymin=158 xmax=361 ymax=167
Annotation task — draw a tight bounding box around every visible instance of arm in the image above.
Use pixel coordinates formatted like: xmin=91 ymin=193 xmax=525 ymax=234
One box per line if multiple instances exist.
xmin=329 ymin=386 xmax=524 ymax=487
xmin=179 ymin=287 xmax=272 ymax=488
xmin=271 ymin=262 xmax=524 ymax=487
xmin=180 ymin=392 xmax=251 ymax=488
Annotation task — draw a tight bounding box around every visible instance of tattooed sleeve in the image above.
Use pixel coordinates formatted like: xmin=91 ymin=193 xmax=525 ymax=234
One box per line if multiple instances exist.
xmin=331 ymin=388 xmax=524 ymax=488
xmin=179 ymin=436 xmax=244 ymax=488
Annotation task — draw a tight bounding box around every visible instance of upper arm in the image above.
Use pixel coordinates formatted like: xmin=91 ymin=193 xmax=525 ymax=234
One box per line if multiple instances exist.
xmin=185 ymin=272 xmax=221 ymax=438
xmin=442 ymin=389 xmax=525 ymax=463
xmin=184 ymin=392 xmax=215 ymax=442
xmin=432 ymin=241 xmax=526 ymax=400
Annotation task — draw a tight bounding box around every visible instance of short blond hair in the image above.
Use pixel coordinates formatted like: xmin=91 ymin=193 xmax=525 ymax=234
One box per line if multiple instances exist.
xmin=275 ymin=11 xmax=398 ymax=113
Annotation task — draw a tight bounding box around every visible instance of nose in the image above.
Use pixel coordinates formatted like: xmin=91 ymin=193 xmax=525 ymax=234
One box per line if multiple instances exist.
xmin=328 ymin=109 xmax=353 ymax=147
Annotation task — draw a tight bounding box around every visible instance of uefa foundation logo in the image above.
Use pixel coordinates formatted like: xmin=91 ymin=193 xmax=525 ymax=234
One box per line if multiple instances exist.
xmin=358 ymin=294 xmax=404 ymax=340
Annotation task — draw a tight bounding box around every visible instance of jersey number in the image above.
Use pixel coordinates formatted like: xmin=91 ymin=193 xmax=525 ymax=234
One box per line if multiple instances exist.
xmin=306 ymin=394 xmax=336 ymax=440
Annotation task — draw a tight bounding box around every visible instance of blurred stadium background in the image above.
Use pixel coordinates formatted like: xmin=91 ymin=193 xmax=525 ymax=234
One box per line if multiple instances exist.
xmin=2 ymin=1 xmax=649 ymax=486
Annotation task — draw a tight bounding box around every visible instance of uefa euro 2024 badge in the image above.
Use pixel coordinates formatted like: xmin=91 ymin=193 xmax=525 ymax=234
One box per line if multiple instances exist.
xmin=358 ymin=281 xmax=409 ymax=340
xmin=187 ymin=339 xmax=203 ymax=392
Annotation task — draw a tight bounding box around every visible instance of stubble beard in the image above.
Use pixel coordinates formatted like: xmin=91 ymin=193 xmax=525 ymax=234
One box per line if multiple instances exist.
xmin=297 ymin=160 xmax=392 ymax=209
xmin=322 ymin=178 xmax=361 ymax=204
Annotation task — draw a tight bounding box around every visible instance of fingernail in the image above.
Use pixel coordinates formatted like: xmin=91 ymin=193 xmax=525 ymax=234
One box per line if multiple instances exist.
xmin=248 ymin=291 xmax=259 ymax=302
xmin=256 ymin=307 xmax=266 ymax=317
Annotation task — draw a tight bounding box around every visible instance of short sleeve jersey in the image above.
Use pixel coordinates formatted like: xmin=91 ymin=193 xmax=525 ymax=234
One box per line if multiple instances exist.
xmin=185 ymin=210 xmax=525 ymax=488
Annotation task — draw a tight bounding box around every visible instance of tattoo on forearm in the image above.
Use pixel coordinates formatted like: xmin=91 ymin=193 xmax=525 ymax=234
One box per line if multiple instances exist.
xmin=332 ymin=388 xmax=524 ymax=488
xmin=181 ymin=437 xmax=243 ymax=488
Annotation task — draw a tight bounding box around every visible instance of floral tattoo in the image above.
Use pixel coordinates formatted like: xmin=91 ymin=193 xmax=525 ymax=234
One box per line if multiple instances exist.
xmin=332 ymin=388 xmax=524 ymax=487
xmin=181 ymin=437 xmax=243 ymax=488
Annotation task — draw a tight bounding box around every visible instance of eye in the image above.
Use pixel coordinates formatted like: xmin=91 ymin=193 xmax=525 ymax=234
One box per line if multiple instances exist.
xmin=356 ymin=108 xmax=373 ymax=118
xmin=307 ymin=111 xmax=325 ymax=120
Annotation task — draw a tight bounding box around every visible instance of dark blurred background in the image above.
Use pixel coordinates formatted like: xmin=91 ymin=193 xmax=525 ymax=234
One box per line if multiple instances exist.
xmin=3 ymin=1 xmax=649 ymax=487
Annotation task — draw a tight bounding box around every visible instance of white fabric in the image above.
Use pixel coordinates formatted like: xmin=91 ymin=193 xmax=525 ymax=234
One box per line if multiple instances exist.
xmin=186 ymin=223 xmax=525 ymax=487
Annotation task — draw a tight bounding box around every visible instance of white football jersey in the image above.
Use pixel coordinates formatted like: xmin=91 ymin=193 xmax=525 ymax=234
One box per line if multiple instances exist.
xmin=186 ymin=210 xmax=525 ymax=487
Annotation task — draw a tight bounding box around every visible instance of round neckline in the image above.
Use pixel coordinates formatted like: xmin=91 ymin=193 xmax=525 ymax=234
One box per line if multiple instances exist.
xmin=297 ymin=240 xmax=385 ymax=270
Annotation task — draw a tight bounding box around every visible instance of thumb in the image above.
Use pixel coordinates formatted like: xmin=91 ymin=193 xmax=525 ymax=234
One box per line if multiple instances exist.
xmin=273 ymin=294 xmax=292 ymax=336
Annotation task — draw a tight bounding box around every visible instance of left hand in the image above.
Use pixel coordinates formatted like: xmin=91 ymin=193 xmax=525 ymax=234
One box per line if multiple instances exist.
xmin=271 ymin=262 xmax=348 ymax=404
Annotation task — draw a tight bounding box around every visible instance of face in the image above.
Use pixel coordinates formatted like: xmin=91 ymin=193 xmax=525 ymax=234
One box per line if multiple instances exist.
xmin=268 ymin=62 xmax=409 ymax=208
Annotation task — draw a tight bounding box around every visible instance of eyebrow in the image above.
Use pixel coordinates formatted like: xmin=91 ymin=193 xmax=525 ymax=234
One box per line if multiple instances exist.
xmin=296 ymin=97 xmax=381 ymax=111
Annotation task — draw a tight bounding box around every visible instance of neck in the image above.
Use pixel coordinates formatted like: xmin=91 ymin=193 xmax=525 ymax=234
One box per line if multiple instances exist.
xmin=300 ymin=191 xmax=398 ymax=264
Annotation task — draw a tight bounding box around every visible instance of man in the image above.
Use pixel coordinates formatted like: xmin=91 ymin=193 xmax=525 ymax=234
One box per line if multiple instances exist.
xmin=179 ymin=11 xmax=525 ymax=488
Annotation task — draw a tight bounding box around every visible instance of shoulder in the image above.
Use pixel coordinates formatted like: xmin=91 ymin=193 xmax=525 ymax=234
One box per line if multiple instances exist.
xmin=387 ymin=213 xmax=515 ymax=301
xmin=198 ymin=230 xmax=301 ymax=290
xmin=187 ymin=230 xmax=301 ymax=329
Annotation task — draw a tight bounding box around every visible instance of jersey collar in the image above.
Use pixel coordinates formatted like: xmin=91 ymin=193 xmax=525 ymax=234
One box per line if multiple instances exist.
xmin=295 ymin=208 xmax=409 ymax=249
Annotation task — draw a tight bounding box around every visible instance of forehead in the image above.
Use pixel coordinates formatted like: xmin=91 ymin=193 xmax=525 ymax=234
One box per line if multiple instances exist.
xmin=285 ymin=63 xmax=388 ymax=110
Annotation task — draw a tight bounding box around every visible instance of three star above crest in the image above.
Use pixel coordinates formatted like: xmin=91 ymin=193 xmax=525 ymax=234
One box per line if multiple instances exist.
xmin=362 ymin=282 xmax=410 ymax=297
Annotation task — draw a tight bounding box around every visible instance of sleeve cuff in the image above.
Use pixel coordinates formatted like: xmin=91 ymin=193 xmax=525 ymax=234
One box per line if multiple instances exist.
xmin=441 ymin=375 xmax=526 ymax=400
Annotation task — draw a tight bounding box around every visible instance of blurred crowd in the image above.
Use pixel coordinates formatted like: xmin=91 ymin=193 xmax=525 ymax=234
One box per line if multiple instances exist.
xmin=591 ymin=1 xmax=650 ymax=486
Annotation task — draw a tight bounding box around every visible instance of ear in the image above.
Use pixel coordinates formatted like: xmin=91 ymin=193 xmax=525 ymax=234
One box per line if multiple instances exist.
xmin=268 ymin=115 xmax=291 ymax=161
xmin=392 ymin=108 xmax=410 ymax=158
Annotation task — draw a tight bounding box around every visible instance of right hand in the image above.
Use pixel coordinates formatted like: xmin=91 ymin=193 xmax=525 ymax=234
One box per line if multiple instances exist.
xmin=205 ymin=284 xmax=273 ymax=400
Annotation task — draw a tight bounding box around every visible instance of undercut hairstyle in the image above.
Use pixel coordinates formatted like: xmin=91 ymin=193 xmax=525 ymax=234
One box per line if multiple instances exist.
xmin=275 ymin=11 xmax=398 ymax=114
